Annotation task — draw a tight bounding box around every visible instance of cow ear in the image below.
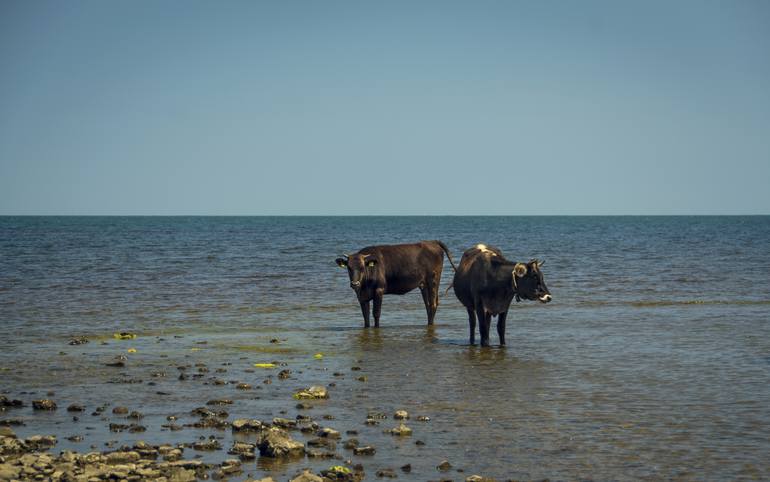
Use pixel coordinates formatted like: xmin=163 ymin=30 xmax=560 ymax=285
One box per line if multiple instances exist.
xmin=513 ymin=263 xmax=528 ymax=278
xmin=366 ymin=259 xmax=377 ymax=268
xmin=335 ymin=257 xmax=348 ymax=268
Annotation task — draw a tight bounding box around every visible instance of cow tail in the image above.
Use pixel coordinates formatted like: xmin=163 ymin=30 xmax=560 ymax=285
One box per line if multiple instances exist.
xmin=444 ymin=281 xmax=454 ymax=296
xmin=435 ymin=240 xmax=457 ymax=271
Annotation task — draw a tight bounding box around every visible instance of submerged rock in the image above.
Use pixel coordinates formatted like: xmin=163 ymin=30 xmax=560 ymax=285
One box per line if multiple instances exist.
xmin=32 ymin=399 xmax=57 ymax=410
xmin=293 ymin=386 xmax=328 ymax=400
xmin=353 ymin=445 xmax=376 ymax=456
xmin=394 ymin=410 xmax=409 ymax=420
xmin=437 ymin=460 xmax=452 ymax=471
xmin=0 ymin=397 xmax=23 ymax=409
xmin=66 ymin=404 xmax=85 ymax=412
xmin=386 ymin=423 xmax=412 ymax=436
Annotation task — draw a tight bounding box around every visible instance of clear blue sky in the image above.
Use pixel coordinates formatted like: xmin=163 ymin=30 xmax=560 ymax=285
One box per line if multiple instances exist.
xmin=1 ymin=1 xmax=768 ymax=215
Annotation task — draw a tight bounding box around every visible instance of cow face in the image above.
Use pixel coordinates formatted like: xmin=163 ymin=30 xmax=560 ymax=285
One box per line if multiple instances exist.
xmin=335 ymin=254 xmax=377 ymax=291
xmin=512 ymin=260 xmax=552 ymax=303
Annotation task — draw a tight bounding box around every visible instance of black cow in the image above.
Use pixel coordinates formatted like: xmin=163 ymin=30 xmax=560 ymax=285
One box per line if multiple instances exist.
xmin=452 ymin=244 xmax=551 ymax=346
xmin=335 ymin=241 xmax=457 ymax=327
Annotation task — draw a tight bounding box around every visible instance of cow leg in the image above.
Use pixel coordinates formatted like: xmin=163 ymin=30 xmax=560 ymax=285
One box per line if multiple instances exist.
xmin=497 ymin=311 xmax=508 ymax=346
xmin=372 ymin=289 xmax=384 ymax=328
xmin=467 ymin=307 xmax=476 ymax=345
xmin=359 ymin=301 xmax=371 ymax=328
xmin=420 ymin=286 xmax=434 ymax=325
xmin=476 ymin=306 xmax=491 ymax=347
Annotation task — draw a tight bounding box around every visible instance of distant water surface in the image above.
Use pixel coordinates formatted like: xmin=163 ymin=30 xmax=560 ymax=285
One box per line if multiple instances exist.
xmin=1 ymin=216 xmax=769 ymax=480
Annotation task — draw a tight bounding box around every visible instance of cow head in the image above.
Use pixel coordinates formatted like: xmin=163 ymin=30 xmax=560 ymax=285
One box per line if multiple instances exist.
xmin=512 ymin=259 xmax=552 ymax=303
xmin=335 ymin=253 xmax=377 ymax=291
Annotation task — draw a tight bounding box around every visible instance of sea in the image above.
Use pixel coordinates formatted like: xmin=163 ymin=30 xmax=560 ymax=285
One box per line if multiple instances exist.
xmin=1 ymin=216 xmax=769 ymax=480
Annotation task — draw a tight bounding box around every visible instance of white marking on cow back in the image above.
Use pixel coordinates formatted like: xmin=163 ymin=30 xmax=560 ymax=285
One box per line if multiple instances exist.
xmin=476 ymin=244 xmax=496 ymax=256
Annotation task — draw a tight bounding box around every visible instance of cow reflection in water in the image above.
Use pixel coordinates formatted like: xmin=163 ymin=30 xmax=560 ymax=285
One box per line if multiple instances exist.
xmin=452 ymin=244 xmax=551 ymax=347
xmin=336 ymin=241 xmax=456 ymax=327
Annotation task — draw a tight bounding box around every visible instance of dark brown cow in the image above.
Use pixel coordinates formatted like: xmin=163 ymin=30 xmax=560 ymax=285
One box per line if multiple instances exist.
xmin=452 ymin=244 xmax=551 ymax=346
xmin=335 ymin=241 xmax=457 ymax=327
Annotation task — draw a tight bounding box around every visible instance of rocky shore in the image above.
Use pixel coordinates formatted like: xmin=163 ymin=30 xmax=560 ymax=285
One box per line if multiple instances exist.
xmin=0 ymin=336 xmax=503 ymax=482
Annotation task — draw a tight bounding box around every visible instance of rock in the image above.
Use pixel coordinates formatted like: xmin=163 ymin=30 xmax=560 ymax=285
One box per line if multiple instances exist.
xmin=228 ymin=442 xmax=256 ymax=460
xmin=112 ymin=406 xmax=129 ymax=415
xmin=162 ymin=448 xmax=184 ymax=462
xmin=417 ymin=415 xmax=431 ymax=422
xmin=256 ymin=427 xmax=304 ymax=458
xmin=191 ymin=407 xmax=217 ymax=418
xmin=400 ymin=464 xmax=412 ymax=473
xmin=69 ymin=336 xmax=89 ymax=345
xmin=296 ymin=402 xmax=314 ymax=409
xmin=305 ymin=448 xmax=337 ymax=458
xmin=128 ymin=423 xmax=147 ymax=433
xmin=356 ymin=376 xmax=368 ymax=382
xmin=32 ymin=399 xmax=57 ymax=410
xmin=231 ymin=419 xmax=263 ymax=432
xmin=387 ymin=423 xmax=412 ymax=436
xmin=273 ymin=417 xmax=297 ymax=429
xmin=236 ymin=383 xmax=252 ymax=390
xmin=293 ymin=386 xmax=328 ymax=400
xmin=320 ymin=465 xmax=362 ymax=481
xmin=367 ymin=411 xmax=387 ymax=419
xmin=105 ymin=450 xmax=140 ymax=464
xmin=415 ymin=440 xmax=425 ymax=446
xmin=465 ymin=476 xmax=497 ymax=482
xmin=128 ymin=410 xmax=144 ymax=419
xmin=394 ymin=410 xmax=409 ymax=420
xmin=343 ymin=438 xmax=359 ymax=449
xmin=0 ymin=427 xmax=15 ymax=438
xmin=307 ymin=438 xmax=337 ymax=450
xmin=376 ymin=468 xmax=397 ymax=478
xmin=67 ymin=404 xmax=85 ymax=412
xmin=220 ymin=458 xmax=242 ymax=474
xmin=192 ymin=439 xmax=222 ymax=451
xmin=290 ymin=470 xmax=324 ymax=482
xmin=437 ymin=460 xmax=452 ymax=471
xmin=0 ymin=396 xmax=23 ymax=408
xmin=206 ymin=399 xmax=233 ymax=405
xmin=353 ymin=445 xmax=376 ymax=455
xmin=318 ymin=427 xmax=341 ymax=439
xmin=278 ymin=369 xmax=292 ymax=379
xmin=25 ymin=435 xmax=57 ymax=450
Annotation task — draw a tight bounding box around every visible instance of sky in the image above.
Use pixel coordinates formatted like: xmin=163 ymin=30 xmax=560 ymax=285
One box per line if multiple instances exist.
xmin=1 ymin=1 xmax=769 ymax=215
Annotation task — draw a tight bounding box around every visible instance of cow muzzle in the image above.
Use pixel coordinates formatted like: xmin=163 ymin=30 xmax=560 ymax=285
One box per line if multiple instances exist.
xmin=539 ymin=294 xmax=552 ymax=303
xmin=350 ymin=281 xmax=361 ymax=289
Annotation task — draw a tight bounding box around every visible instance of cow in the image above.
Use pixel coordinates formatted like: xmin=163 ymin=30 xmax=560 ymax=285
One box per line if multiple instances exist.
xmin=452 ymin=244 xmax=551 ymax=347
xmin=335 ymin=241 xmax=457 ymax=327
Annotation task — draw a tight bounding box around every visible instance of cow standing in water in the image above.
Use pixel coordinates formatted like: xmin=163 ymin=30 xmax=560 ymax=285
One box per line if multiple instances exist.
xmin=452 ymin=244 xmax=551 ymax=346
xmin=335 ymin=241 xmax=457 ymax=327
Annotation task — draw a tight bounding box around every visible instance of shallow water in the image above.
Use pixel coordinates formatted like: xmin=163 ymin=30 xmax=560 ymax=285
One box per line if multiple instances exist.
xmin=1 ymin=216 xmax=769 ymax=480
